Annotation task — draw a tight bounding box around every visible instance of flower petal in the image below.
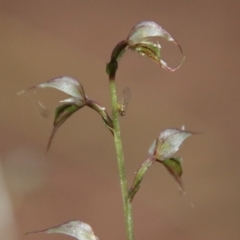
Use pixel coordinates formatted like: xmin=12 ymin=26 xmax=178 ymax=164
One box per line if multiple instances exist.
xmin=19 ymin=76 xmax=86 ymax=102
xmin=127 ymin=21 xmax=185 ymax=71
xmin=128 ymin=21 xmax=177 ymax=46
xmin=26 ymin=220 xmax=99 ymax=240
xmin=155 ymin=128 xmax=193 ymax=160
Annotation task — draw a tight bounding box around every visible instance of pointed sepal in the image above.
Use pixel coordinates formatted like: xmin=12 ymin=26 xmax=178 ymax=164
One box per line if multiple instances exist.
xmin=158 ymin=157 xmax=184 ymax=192
xmin=46 ymin=103 xmax=83 ymax=154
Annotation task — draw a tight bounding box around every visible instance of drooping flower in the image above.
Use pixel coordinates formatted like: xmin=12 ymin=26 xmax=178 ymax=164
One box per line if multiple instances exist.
xmin=127 ymin=21 xmax=185 ymax=72
xmin=129 ymin=128 xmax=193 ymax=201
xmin=19 ymin=76 xmax=113 ymax=155
xmin=106 ymin=21 xmax=185 ymax=78
xmin=149 ymin=128 xmax=193 ymax=192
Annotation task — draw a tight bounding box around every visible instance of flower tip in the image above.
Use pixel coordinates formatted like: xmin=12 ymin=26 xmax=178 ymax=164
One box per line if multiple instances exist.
xmin=160 ymin=54 xmax=185 ymax=72
xmin=176 ymin=55 xmax=186 ymax=70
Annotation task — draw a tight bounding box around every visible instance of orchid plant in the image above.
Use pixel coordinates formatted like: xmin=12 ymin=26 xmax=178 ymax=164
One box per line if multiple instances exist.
xmin=21 ymin=21 xmax=194 ymax=240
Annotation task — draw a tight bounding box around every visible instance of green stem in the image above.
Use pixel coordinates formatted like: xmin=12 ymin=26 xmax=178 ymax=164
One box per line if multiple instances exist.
xmin=109 ymin=78 xmax=134 ymax=240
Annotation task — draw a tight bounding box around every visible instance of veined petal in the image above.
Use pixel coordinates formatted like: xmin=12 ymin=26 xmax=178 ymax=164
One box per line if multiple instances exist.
xmin=19 ymin=76 xmax=86 ymax=101
xmin=155 ymin=128 xmax=192 ymax=160
xmin=26 ymin=220 xmax=99 ymax=240
xmin=127 ymin=21 xmax=176 ymax=45
xmin=126 ymin=21 xmax=184 ymax=71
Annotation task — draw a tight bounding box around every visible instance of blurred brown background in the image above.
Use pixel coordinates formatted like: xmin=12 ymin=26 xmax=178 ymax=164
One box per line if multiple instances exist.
xmin=0 ymin=1 xmax=240 ymax=240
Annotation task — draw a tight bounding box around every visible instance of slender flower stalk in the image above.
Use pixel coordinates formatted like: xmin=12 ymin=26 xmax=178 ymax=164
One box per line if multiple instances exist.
xmin=109 ymin=77 xmax=134 ymax=240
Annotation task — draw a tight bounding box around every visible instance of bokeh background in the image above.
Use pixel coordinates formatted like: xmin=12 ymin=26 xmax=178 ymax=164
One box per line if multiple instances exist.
xmin=0 ymin=1 xmax=240 ymax=240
